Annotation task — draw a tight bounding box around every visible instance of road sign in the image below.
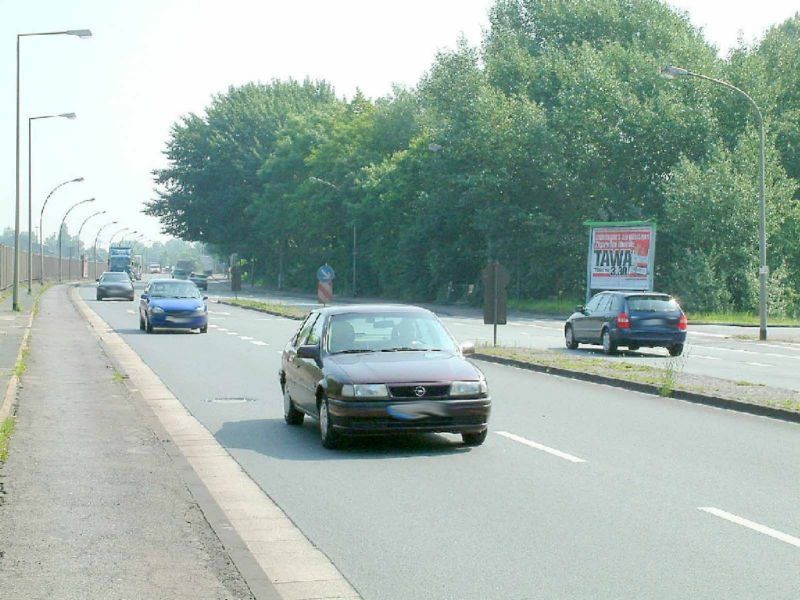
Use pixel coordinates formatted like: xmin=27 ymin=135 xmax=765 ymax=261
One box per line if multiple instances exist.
xmin=318 ymin=280 xmax=333 ymax=304
xmin=482 ymin=260 xmax=510 ymax=346
xmin=317 ymin=264 xmax=335 ymax=283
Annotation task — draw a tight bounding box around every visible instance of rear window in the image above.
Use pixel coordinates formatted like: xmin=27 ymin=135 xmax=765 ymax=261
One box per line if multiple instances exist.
xmin=626 ymin=296 xmax=678 ymax=312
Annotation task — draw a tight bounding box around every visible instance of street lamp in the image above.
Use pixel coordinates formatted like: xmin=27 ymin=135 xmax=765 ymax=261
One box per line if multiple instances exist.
xmin=107 ymin=227 xmax=131 ymax=248
xmin=661 ymin=65 xmax=768 ymax=340
xmin=92 ymin=220 xmax=118 ymax=280
xmin=14 ymin=28 xmax=92 ymax=309
xmin=73 ymin=210 xmax=106 ymax=279
xmin=38 ymin=176 xmax=83 ymax=283
xmin=27 ymin=112 xmax=77 ymax=292
xmin=308 ymin=176 xmax=358 ymax=296
xmin=58 ymin=197 xmax=95 ymax=282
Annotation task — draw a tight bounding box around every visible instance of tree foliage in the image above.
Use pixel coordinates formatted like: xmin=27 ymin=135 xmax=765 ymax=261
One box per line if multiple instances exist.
xmin=147 ymin=1 xmax=800 ymax=314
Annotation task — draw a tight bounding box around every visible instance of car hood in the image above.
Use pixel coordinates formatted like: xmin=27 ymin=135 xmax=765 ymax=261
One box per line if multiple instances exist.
xmin=149 ymin=297 xmax=204 ymax=311
xmin=327 ymin=351 xmax=480 ymax=384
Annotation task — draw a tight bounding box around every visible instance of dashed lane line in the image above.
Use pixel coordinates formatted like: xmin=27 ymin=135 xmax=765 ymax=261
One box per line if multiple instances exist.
xmin=495 ymin=431 xmax=586 ymax=463
xmin=251 ymin=341 xmax=268 ymax=346
xmin=239 ymin=336 xmax=254 ymax=341
xmin=699 ymin=507 xmax=800 ymax=549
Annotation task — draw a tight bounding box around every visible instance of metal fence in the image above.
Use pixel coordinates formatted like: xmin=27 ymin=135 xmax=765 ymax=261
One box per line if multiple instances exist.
xmin=0 ymin=243 xmax=107 ymax=291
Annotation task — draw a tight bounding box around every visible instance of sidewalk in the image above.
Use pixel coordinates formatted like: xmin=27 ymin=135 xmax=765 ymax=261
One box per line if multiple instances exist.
xmin=0 ymin=285 xmax=253 ymax=599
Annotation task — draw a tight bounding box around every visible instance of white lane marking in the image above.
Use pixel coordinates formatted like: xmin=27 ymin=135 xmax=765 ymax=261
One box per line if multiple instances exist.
xmin=251 ymin=341 xmax=268 ymax=346
xmin=698 ymin=507 xmax=800 ymax=549
xmin=239 ymin=336 xmax=254 ymax=341
xmin=746 ymin=362 xmax=771 ymax=367
xmin=519 ymin=332 xmax=530 ymax=336
xmin=495 ymin=431 xmax=586 ymax=463
xmin=126 ymin=310 xmax=135 ymax=314
xmin=208 ymin=310 xmax=230 ymax=315
xmin=688 ymin=331 xmax=729 ymax=338
xmin=208 ymin=324 xmax=219 ymax=328
xmin=702 ymin=346 xmax=800 ymax=361
xmin=217 ymin=327 xmax=228 ymax=332
xmin=227 ymin=332 xmax=239 ymax=336
xmin=694 ymin=355 xmax=722 ymax=361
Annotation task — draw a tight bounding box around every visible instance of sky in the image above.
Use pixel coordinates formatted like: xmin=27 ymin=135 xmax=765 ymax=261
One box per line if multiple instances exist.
xmin=2 ymin=0 xmax=798 ymax=248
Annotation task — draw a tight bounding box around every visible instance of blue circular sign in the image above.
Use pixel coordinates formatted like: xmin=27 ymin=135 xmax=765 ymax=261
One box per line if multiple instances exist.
xmin=317 ymin=264 xmax=335 ymax=282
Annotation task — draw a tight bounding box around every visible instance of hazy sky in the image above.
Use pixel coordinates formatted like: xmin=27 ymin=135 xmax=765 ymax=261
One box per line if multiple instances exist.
xmin=2 ymin=0 xmax=797 ymax=247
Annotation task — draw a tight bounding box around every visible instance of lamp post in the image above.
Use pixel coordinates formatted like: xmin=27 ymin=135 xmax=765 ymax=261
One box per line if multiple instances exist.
xmin=72 ymin=210 xmax=106 ymax=280
xmin=661 ymin=66 xmax=768 ymax=341
xmin=39 ymin=176 xmax=83 ymax=283
xmin=58 ymin=198 xmax=95 ymax=282
xmin=28 ymin=112 xmax=77 ymax=292
xmin=309 ymin=176 xmax=358 ymax=296
xmin=92 ymin=220 xmax=117 ymax=280
xmin=14 ymin=28 xmax=92 ymax=310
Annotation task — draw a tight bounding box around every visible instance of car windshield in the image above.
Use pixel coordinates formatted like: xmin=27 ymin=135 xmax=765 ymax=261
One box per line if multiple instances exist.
xmin=327 ymin=312 xmax=458 ymax=354
xmin=627 ymin=296 xmax=678 ymax=312
xmin=101 ymin=273 xmax=129 ymax=282
xmin=148 ymin=282 xmax=201 ymax=298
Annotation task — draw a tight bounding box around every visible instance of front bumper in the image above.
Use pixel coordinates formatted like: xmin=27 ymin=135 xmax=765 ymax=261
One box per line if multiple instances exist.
xmin=149 ymin=313 xmax=207 ymax=329
xmin=326 ymin=397 xmax=491 ymax=435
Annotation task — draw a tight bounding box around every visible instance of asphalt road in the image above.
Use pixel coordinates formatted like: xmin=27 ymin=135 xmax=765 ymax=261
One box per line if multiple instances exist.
xmin=212 ymin=282 xmax=800 ymax=392
xmin=81 ymin=282 xmax=800 ymax=599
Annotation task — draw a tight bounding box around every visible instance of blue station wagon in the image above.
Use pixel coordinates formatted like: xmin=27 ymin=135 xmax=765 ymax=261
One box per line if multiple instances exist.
xmin=565 ymin=292 xmax=687 ymax=356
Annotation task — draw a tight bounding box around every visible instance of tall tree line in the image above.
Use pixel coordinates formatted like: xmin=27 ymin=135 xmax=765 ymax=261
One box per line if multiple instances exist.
xmin=147 ymin=0 xmax=800 ymax=314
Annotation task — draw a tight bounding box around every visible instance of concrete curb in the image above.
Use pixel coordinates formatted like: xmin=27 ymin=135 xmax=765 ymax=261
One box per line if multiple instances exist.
xmin=70 ymin=286 xmax=361 ymax=600
xmin=473 ymin=353 xmax=800 ymax=425
xmin=216 ymin=299 xmax=305 ymax=321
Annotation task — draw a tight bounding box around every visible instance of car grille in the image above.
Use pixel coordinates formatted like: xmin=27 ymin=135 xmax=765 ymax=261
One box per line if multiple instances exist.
xmin=388 ymin=384 xmax=450 ymax=399
xmin=167 ymin=310 xmax=197 ymax=317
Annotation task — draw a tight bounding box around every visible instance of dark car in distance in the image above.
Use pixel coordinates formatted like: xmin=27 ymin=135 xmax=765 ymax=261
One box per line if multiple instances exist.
xmin=280 ymin=305 xmax=490 ymax=449
xmin=565 ymin=291 xmax=687 ymax=356
xmin=189 ymin=272 xmax=208 ymax=290
xmin=171 ymin=268 xmax=189 ymax=280
xmin=139 ymin=278 xmax=208 ymax=334
xmin=96 ymin=271 xmax=134 ymax=301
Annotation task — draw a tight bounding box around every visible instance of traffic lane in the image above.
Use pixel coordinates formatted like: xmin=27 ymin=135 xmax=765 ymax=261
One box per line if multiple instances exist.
xmin=83 ymin=290 xmax=800 ymax=598
xmin=481 ymin=361 xmax=800 ymax=538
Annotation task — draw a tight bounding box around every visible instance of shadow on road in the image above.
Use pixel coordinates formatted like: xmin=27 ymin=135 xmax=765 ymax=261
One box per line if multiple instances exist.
xmin=215 ymin=417 xmax=472 ymax=461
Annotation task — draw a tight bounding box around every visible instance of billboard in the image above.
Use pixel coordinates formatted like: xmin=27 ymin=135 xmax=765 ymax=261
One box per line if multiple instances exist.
xmin=585 ymin=222 xmax=656 ymax=299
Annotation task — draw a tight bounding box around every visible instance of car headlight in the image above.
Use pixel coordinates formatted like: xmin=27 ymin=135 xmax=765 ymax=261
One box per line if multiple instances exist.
xmin=193 ymin=307 xmax=206 ymax=315
xmin=450 ymin=380 xmax=488 ymax=397
xmin=151 ymin=306 xmax=165 ymax=314
xmin=341 ymin=383 xmax=389 ymax=399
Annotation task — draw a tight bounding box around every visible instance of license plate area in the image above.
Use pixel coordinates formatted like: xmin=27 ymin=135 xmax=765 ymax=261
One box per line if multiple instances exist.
xmin=387 ymin=401 xmax=450 ymax=421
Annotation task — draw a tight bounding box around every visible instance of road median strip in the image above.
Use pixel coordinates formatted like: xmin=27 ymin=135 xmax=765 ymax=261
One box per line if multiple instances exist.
xmin=216 ymin=298 xmax=308 ymax=320
xmin=473 ymin=347 xmax=800 ymax=424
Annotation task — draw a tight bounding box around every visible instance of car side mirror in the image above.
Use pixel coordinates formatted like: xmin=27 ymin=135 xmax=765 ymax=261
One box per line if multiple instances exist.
xmin=202 ymin=296 xmax=208 ymax=300
xmin=297 ymin=344 xmax=320 ymax=361
xmin=95 ymin=278 xmax=100 ymax=282
xmin=141 ymin=293 xmax=149 ymax=300
xmin=575 ymin=305 xmax=585 ymax=314
xmin=460 ymin=341 xmax=476 ymax=356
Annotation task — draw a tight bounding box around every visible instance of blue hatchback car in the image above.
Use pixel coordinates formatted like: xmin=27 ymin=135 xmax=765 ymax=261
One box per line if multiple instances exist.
xmin=565 ymin=292 xmax=687 ymax=356
xmin=139 ymin=278 xmax=208 ymax=334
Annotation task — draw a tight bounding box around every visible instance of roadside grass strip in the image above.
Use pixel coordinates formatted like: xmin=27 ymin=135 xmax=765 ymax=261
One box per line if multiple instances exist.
xmin=699 ymin=507 xmax=800 ymax=549
xmin=495 ymin=431 xmax=586 ymax=463
xmin=0 ymin=416 xmax=16 ymax=462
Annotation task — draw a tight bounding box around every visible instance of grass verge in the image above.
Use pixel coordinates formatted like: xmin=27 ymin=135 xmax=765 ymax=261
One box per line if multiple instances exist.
xmin=687 ymin=311 xmax=800 ymax=326
xmin=476 ymin=345 xmax=800 ymax=413
xmin=507 ymin=297 xmax=576 ymax=316
xmin=0 ymin=417 xmax=15 ymax=462
xmin=219 ymin=298 xmax=308 ymax=320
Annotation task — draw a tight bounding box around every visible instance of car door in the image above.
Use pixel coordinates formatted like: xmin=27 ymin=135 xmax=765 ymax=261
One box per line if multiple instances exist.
xmin=573 ymin=294 xmax=601 ymax=341
xmin=589 ymin=293 xmax=612 ymax=342
xmin=295 ymin=314 xmax=326 ymax=414
xmin=284 ymin=313 xmax=317 ymax=407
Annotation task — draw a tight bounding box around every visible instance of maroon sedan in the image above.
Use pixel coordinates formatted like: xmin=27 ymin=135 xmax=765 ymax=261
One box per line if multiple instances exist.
xmin=279 ymin=305 xmax=491 ymax=449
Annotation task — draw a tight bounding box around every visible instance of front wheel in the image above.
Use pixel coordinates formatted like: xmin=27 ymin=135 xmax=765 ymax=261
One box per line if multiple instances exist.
xmin=462 ymin=429 xmax=488 ymax=446
xmin=283 ymin=387 xmax=304 ymax=426
xmin=318 ymin=397 xmax=340 ymax=449
xmin=199 ymin=324 xmax=208 ymax=333
xmin=565 ymin=325 xmax=579 ymax=350
xmin=139 ymin=313 xmax=145 ymax=331
xmin=668 ymin=343 xmax=684 ymax=357
xmin=145 ymin=316 xmax=153 ymax=334
xmin=602 ymin=329 xmax=617 ymax=355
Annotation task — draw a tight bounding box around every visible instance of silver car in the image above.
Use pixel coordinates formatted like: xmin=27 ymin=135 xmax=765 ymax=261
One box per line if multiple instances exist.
xmin=96 ymin=271 xmax=134 ymax=301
